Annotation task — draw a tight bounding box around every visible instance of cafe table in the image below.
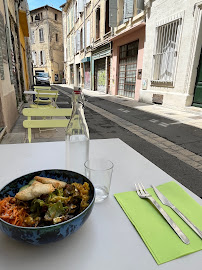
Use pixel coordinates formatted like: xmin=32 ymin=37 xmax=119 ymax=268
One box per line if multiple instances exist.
xmin=0 ymin=138 xmax=201 ymax=270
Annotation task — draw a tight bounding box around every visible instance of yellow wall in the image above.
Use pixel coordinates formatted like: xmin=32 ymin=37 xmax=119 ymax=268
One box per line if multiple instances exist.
xmin=19 ymin=25 xmax=29 ymax=90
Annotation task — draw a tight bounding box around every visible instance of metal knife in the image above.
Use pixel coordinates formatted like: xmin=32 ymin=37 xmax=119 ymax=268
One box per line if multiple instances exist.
xmin=152 ymin=185 xmax=202 ymax=239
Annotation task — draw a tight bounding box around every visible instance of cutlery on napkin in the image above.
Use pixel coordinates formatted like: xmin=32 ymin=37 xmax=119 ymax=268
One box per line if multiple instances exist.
xmin=152 ymin=185 xmax=202 ymax=239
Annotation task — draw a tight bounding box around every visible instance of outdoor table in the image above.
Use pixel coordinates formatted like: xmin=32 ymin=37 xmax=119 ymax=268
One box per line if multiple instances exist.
xmin=0 ymin=138 xmax=201 ymax=270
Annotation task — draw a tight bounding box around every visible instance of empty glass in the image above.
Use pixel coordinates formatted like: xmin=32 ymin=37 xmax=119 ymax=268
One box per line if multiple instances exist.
xmin=84 ymin=159 xmax=114 ymax=203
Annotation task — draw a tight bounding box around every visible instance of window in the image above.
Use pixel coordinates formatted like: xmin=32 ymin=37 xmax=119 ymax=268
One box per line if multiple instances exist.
xmin=31 ymin=16 xmax=33 ymax=22
xmin=75 ymin=2 xmax=79 ymax=21
xmin=86 ymin=20 xmax=91 ymax=47
xmin=39 ymin=51 xmax=45 ymax=66
xmin=39 ymin=28 xmax=44 ymax=42
xmin=56 ymin=33 xmax=58 ymax=42
xmin=80 ymin=28 xmax=83 ymax=50
xmin=152 ymin=18 xmax=182 ymax=84
xmin=35 ymin=13 xmax=40 ymax=21
xmin=96 ymin=7 xmax=100 ymax=40
xmin=32 ymin=51 xmax=37 ymax=66
xmin=55 ymin=14 xmax=58 ymax=21
xmin=31 ymin=30 xmax=35 ymax=44
xmin=105 ymin=0 xmax=110 ymax=33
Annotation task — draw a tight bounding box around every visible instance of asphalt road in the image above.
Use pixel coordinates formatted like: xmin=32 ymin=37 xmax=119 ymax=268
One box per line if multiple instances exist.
xmin=54 ymin=85 xmax=202 ymax=198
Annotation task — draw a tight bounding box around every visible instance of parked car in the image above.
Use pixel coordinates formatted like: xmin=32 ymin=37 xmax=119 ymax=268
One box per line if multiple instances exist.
xmin=35 ymin=72 xmax=50 ymax=86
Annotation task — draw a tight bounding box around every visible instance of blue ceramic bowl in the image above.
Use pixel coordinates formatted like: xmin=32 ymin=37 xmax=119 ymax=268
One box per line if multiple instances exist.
xmin=0 ymin=169 xmax=95 ymax=245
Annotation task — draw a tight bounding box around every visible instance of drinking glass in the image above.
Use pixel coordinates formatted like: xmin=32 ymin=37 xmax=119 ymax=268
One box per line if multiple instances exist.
xmin=84 ymin=159 xmax=114 ymax=203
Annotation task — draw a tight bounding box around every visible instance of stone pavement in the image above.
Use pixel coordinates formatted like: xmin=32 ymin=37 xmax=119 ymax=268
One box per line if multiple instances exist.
xmin=0 ymin=96 xmax=66 ymax=144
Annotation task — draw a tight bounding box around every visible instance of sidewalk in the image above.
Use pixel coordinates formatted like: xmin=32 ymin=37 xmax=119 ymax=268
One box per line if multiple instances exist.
xmin=58 ymin=84 xmax=202 ymax=130
xmin=1 ymin=84 xmax=202 ymax=144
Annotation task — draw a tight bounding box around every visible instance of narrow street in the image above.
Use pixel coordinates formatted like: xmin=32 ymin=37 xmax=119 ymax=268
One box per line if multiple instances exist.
xmin=52 ymin=85 xmax=202 ymax=198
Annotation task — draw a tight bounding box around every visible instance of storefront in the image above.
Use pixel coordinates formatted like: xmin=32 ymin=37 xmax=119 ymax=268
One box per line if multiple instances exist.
xmin=91 ymin=43 xmax=111 ymax=93
xmin=81 ymin=57 xmax=91 ymax=90
xmin=118 ymin=41 xmax=139 ymax=98
xmin=111 ymin=23 xmax=145 ymax=100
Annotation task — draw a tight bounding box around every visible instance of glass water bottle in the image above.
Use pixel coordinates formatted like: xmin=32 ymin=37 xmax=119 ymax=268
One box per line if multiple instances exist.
xmin=65 ymin=88 xmax=89 ymax=175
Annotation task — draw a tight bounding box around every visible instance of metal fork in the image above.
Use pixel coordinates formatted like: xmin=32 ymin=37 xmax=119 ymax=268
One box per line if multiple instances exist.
xmin=135 ymin=183 xmax=190 ymax=245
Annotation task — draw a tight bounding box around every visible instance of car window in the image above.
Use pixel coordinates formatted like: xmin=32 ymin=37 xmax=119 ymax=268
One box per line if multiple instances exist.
xmin=36 ymin=73 xmax=49 ymax=78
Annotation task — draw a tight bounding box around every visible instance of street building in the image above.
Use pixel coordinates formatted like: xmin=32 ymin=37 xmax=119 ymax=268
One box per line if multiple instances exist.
xmin=30 ymin=5 xmax=64 ymax=84
xmin=110 ymin=0 xmax=145 ymax=99
xmin=140 ymin=0 xmax=202 ymax=109
xmin=61 ymin=0 xmax=202 ymax=111
xmin=61 ymin=0 xmax=145 ymax=99
xmin=0 ymin=0 xmax=32 ymax=135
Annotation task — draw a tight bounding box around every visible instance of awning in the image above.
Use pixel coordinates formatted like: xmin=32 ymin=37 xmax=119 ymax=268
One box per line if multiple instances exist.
xmin=81 ymin=57 xmax=91 ymax=63
xmin=19 ymin=10 xmax=29 ymax=37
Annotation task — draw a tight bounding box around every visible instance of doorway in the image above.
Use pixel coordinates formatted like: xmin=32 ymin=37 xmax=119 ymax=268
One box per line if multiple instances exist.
xmin=118 ymin=40 xmax=139 ymax=98
xmin=193 ymin=49 xmax=202 ymax=108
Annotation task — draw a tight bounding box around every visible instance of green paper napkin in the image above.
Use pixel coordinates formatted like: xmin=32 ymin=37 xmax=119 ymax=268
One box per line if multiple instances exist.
xmin=114 ymin=181 xmax=202 ymax=265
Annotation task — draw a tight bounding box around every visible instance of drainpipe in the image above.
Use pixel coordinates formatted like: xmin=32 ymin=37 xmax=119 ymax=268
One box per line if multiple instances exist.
xmin=83 ymin=1 xmax=86 ymax=89
xmin=3 ymin=0 xmax=14 ymax=83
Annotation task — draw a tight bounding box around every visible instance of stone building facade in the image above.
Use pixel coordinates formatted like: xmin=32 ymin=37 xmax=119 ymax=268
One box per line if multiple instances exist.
xmin=140 ymin=0 xmax=202 ymax=109
xmin=61 ymin=0 xmax=145 ymax=99
xmin=30 ymin=5 xmax=64 ymax=84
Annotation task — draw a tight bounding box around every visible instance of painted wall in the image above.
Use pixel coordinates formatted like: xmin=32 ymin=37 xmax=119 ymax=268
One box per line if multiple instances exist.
xmin=0 ymin=0 xmax=18 ymax=132
xmin=140 ymin=0 xmax=202 ymax=108
xmin=111 ymin=25 xmax=145 ymax=101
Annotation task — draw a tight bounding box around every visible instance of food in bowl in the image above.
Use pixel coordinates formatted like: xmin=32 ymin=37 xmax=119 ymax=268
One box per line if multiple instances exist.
xmin=0 ymin=176 xmax=90 ymax=227
xmin=0 ymin=170 xmax=95 ymax=245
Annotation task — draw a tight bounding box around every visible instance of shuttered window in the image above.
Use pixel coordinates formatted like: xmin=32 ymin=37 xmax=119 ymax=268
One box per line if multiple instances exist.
xmin=77 ymin=30 xmax=80 ymax=52
xmin=86 ymin=20 xmax=90 ymax=47
xmin=152 ymin=17 xmax=182 ymax=84
xmin=109 ymin=0 xmax=117 ymax=27
xmin=123 ymin=0 xmax=134 ymax=22
xmin=39 ymin=51 xmax=46 ymax=66
xmin=32 ymin=51 xmax=37 ymax=66
xmin=78 ymin=0 xmax=84 ymax=13
xmin=31 ymin=30 xmax=35 ymax=44
xmin=39 ymin=28 xmax=44 ymax=42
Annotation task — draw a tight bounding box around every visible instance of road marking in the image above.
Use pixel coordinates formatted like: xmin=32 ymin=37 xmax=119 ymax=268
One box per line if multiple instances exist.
xmin=118 ymin=108 xmax=130 ymax=113
xmin=149 ymin=119 xmax=159 ymax=123
xmin=159 ymin=122 xmax=169 ymax=127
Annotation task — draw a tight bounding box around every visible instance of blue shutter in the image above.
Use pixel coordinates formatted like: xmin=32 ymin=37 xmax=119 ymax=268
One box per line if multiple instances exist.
xmin=124 ymin=0 xmax=134 ymax=19
xmin=109 ymin=0 xmax=117 ymax=27
xmin=78 ymin=0 xmax=84 ymax=13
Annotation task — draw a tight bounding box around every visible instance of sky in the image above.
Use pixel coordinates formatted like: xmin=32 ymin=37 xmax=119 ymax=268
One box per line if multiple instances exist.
xmin=27 ymin=0 xmax=65 ymax=11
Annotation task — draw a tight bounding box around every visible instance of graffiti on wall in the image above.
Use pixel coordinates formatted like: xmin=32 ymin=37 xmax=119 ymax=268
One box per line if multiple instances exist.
xmin=98 ymin=70 xmax=105 ymax=86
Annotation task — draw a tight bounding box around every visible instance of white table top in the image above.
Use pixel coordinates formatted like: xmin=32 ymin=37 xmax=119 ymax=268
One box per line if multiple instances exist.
xmin=0 ymin=139 xmax=201 ymax=270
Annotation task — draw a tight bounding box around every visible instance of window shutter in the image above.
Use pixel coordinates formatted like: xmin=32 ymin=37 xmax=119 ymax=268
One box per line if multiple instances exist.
xmin=86 ymin=20 xmax=90 ymax=47
xmin=109 ymin=0 xmax=117 ymax=27
xmin=64 ymin=42 xmax=67 ymax=62
xmin=38 ymin=51 xmax=41 ymax=66
xmin=74 ymin=35 xmax=77 ymax=55
xmin=137 ymin=0 xmax=144 ymax=13
xmin=42 ymin=51 xmax=46 ymax=65
xmin=74 ymin=3 xmax=77 ymax=22
xmin=32 ymin=30 xmax=35 ymax=44
xmin=77 ymin=30 xmax=80 ymax=52
xmin=82 ymin=27 xmax=84 ymax=49
xmin=78 ymin=0 xmax=84 ymax=13
xmin=71 ymin=34 xmax=74 ymax=56
xmin=124 ymin=0 xmax=134 ymax=19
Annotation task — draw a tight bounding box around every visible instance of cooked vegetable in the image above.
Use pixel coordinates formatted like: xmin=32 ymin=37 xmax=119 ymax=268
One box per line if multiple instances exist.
xmin=0 ymin=177 xmax=90 ymax=227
